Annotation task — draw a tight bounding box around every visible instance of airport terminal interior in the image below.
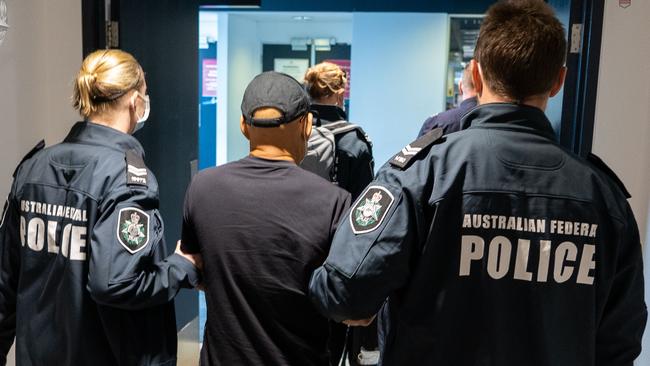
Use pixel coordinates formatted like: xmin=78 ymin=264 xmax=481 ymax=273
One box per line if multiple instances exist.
xmin=0 ymin=0 xmax=649 ymax=365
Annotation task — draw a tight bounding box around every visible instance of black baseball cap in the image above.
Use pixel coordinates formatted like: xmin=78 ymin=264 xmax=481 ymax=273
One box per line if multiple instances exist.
xmin=241 ymin=71 xmax=311 ymax=128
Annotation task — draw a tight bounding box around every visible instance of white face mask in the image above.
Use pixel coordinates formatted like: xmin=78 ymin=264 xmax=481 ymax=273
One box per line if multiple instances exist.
xmin=133 ymin=92 xmax=150 ymax=132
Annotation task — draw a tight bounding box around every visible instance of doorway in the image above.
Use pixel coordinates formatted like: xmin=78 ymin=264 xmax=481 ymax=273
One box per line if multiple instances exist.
xmin=81 ymin=0 xmax=606 ymax=362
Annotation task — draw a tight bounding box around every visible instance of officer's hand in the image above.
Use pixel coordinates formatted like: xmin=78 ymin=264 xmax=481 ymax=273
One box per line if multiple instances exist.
xmin=343 ymin=315 xmax=376 ymax=327
xmin=175 ymin=240 xmax=204 ymax=271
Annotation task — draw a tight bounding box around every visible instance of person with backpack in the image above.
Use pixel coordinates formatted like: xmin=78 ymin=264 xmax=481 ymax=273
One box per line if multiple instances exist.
xmin=302 ymin=63 xmax=378 ymax=366
xmin=302 ymin=62 xmax=374 ymax=201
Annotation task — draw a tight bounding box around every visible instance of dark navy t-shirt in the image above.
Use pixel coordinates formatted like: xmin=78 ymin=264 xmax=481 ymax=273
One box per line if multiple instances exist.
xmin=182 ymin=156 xmax=351 ymax=366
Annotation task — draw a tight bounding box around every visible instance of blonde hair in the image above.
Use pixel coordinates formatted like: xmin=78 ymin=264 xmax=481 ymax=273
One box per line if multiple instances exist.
xmin=304 ymin=62 xmax=347 ymax=101
xmin=73 ymin=49 xmax=145 ymax=118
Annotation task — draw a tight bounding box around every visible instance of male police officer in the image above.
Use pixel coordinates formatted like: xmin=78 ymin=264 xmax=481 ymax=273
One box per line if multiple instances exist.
xmin=309 ymin=1 xmax=647 ymax=365
xmin=417 ymin=63 xmax=478 ymax=137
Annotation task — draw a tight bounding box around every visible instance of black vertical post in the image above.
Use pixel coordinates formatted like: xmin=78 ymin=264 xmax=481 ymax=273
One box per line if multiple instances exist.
xmin=81 ymin=0 xmax=105 ymax=56
xmin=559 ymin=0 xmax=605 ymax=156
xmin=574 ymin=0 xmax=604 ymax=156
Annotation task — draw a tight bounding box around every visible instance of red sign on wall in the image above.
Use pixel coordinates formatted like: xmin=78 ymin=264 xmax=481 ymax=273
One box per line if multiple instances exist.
xmin=202 ymin=59 xmax=218 ymax=98
xmin=619 ymin=0 xmax=631 ymax=8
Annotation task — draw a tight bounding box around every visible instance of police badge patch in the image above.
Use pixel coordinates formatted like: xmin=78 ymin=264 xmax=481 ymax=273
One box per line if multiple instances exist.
xmin=350 ymin=186 xmax=395 ymax=234
xmin=116 ymin=207 xmax=150 ymax=254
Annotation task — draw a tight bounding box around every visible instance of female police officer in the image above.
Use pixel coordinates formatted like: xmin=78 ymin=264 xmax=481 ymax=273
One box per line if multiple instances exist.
xmin=0 ymin=49 xmax=200 ymax=366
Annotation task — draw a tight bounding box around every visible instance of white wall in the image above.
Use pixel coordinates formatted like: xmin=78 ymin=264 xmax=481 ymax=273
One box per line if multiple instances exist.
xmin=256 ymin=20 xmax=352 ymax=44
xmin=224 ymin=14 xmax=261 ymax=162
xmin=215 ymin=12 xmax=354 ymax=163
xmin=592 ymin=1 xmax=650 ymax=247
xmin=592 ymin=2 xmax=650 ymax=364
xmin=0 ymin=0 xmax=81 ymax=201
xmin=216 ymin=13 xmax=229 ymax=165
xmin=216 ymin=12 xmax=449 ymax=166
xmin=0 ymin=1 xmax=81 ymax=362
xmin=349 ymin=13 xmax=449 ymax=167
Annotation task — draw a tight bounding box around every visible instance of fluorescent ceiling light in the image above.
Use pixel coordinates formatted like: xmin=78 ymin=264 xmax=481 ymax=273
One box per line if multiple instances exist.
xmin=313 ymin=38 xmax=334 ymax=52
xmin=291 ymin=37 xmax=309 ymax=51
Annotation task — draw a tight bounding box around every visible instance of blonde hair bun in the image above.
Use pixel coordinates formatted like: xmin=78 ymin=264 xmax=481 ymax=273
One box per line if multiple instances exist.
xmin=303 ymin=62 xmax=347 ymax=101
xmin=73 ymin=49 xmax=145 ymax=118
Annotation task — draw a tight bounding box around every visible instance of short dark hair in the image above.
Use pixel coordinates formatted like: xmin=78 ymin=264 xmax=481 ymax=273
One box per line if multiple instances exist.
xmin=474 ymin=0 xmax=566 ymax=101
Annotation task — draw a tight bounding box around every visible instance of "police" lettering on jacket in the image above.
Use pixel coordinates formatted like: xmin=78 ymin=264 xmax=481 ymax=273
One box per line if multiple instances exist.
xmin=459 ymin=213 xmax=598 ymax=285
xmin=19 ymin=200 xmax=88 ymax=261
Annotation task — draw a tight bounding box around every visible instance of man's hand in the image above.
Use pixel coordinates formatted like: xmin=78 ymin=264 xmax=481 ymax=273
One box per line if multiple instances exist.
xmin=343 ymin=315 xmax=376 ymax=327
xmin=175 ymin=240 xmax=203 ymax=271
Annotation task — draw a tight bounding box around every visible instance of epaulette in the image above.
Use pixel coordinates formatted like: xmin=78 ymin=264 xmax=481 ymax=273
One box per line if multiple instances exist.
xmin=13 ymin=140 xmax=45 ymax=178
xmin=125 ymin=149 xmax=149 ymax=187
xmin=390 ymin=128 xmax=444 ymax=170
xmin=586 ymin=153 xmax=631 ymax=199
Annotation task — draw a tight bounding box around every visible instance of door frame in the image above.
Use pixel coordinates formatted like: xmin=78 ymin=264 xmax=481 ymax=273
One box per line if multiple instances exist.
xmin=558 ymin=0 xmax=606 ymax=156
xmin=81 ymin=0 xmax=200 ymax=332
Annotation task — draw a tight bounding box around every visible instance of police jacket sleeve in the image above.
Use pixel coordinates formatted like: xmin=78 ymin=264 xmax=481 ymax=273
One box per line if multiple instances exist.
xmin=87 ymin=186 xmax=200 ymax=310
xmin=0 ymin=194 xmax=20 ymax=364
xmin=595 ymin=204 xmax=647 ymax=365
xmin=309 ymin=165 xmax=421 ymax=322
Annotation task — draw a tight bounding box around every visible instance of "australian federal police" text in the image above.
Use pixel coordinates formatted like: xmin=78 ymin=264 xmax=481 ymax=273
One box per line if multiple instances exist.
xmin=19 ymin=200 xmax=88 ymax=261
xmin=459 ymin=213 xmax=598 ymax=285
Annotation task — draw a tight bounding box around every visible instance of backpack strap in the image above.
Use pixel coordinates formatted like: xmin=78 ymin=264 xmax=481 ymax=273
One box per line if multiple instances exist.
xmin=323 ymin=121 xmax=372 ymax=146
xmin=321 ymin=121 xmax=356 ymax=134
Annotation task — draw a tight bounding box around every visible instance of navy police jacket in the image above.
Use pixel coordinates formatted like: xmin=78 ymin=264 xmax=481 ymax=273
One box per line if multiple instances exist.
xmin=309 ymin=103 xmax=647 ymax=366
xmin=0 ymin=122 xmax=199 ymax=366
xmin=417 ymin=96 xmax=478 ymax=138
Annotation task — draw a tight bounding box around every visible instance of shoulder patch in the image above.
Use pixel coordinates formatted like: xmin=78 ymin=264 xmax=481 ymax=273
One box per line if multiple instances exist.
xmin=125 ymin=149 xmax=149 ymax=187
xmin=587 ymin=153 xmax=631 ymax=198
xmin=390 ymin=128 xmax=443 ymax=170
xmin=116 ymin=207 xmax=150 ymax=254
xmin=13 ymin=140 xmax=45 ymax=177
xmin=350 ymin=186 xmax=395 ymax=234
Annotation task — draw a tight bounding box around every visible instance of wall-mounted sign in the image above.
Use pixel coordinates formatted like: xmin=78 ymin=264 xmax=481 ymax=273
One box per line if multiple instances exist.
xmin=274 ymin=58 xmax=309 ymax=82
xmin=202 ymin=59 xmax=218 ymax=97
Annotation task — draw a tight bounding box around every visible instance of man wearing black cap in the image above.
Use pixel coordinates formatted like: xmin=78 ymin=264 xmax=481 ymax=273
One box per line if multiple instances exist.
xmin=181 ymin=71 xmax=351 ymax=366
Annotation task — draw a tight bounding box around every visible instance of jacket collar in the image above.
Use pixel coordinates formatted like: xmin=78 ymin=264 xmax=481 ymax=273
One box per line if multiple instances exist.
xmin=310 ymin=103 xmax=347 ymax=124
xmin=64 ymin=121 xmax=145 ymax=157
xmin=460 ymin=103 xmax=557 ymax=141
xmin=459 ymin=96 xmax=478 ymax=109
